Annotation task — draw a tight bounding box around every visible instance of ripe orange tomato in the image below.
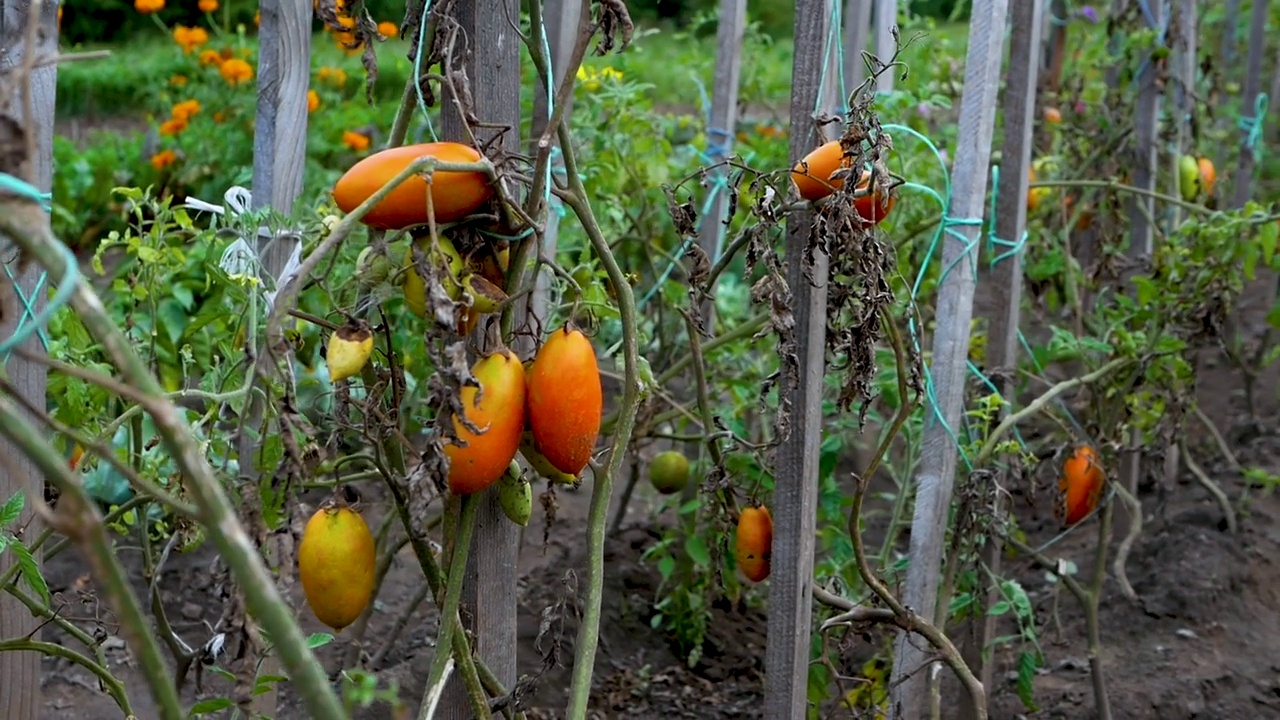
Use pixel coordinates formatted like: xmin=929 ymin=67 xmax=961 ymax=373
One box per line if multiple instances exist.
xmin=525 ymin=326 xmax=602 ymax=476
xmin=1043 ymin=106 xmax=1063 ymax=124
xmin=735 ymin=505 xmax=773 ymax=582
xmin=332 ymin=141 xmax=493 ymax=230
xmin=1197 ymin=157 xmax=1217 ymax=197
xmin=1054 ymin=444 xmax=1106 ymax=526
xmin=791 ymin=140 xmax=896 ymax=225
xmin=444 ymin=350 xmax=527 ymax=495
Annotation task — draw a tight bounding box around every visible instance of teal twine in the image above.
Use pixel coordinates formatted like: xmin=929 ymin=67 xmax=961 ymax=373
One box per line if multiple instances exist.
xmin=0 ymin=172 xmax=80 ymax=358
xmin=986 ymin=165 xmax=1027 ymax=267
xmin=1237 ymin=92 xmax=1269 ymax=155
xmin=412 ymin=0 xmax=439 ymax=142
xmin=814 ymin=0 xmax=848 ymax=117
xmin=879 ymin=123 xmax=983 ymax=470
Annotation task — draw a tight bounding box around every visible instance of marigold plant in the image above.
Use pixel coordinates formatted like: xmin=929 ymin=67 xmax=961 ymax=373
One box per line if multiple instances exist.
xmin=134 ymin=0 xmax=164 ymax=13
xmin=150 ymin=149 xmax=178 ymax=170
xmin=219 ymin=58 xmax=253 ymax=86
xmin=341 ymin=130 xmax=370 ymax=152
xmin=198 ymin=0 xmax=217 ymax=12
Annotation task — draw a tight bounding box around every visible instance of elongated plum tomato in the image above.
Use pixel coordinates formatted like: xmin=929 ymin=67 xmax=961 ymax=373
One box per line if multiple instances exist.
xmin=444 ymin=350 xmax=527 ymax=495
xmin=790 ymin=140 xmax=895 ymax=225
xmin=1197 ymin=157 xmax=1217 ymax=197
xmin=526 ymin=326 xmax=603 ymax=476
xmin=735 ymin=505 xmax=773 ymax=582
xmin=1055 ymin=445 xmax=1106 ymax=526
xmin=297 ymin=505 xmax=376 ymax=632
xmin=332 ymin=142 xmax=493 ymax=230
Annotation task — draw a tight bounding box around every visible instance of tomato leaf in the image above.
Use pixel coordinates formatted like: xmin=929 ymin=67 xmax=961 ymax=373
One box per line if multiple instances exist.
xmin=0 ymin=493 xmax=23 ymax=529
xmin=306 ymin=632 xmax=334 ymax=649
xmin=12 ymin=541 xmax=50 ymax=606
xmin=684 ymin=535 xmax=711 ymax=567
xmin=987 ymin=600 xmax=1011 ymax=616
xmin=189 ymin=698 xmax=234 ymax=715
xmin=1016 ymin=650 xmax=1041 ymax=711
xmin=1001 ymin=579 xmax=1034 ymax=619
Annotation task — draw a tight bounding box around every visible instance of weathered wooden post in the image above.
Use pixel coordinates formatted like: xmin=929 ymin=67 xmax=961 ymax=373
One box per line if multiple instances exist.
xmin=764 ymin=0 xmax=833 ymax=715
xmin=0 ymin=3 xmax=56 ymax=718
xmin=1115 ymin=0 xmax=1165 ymax=543
xmin=873 ymin=0 xmax=896 ymax=94
xmin=1221 ymin=0 xmax=1242 ymax=67
xmin=843 ymin=0 xmax=871 ymax=91
xmin=1042 ymin=0 xmax=1068 ymax=93
xmin=1230 ymin=0 xmax=1268 ymax=209
xmin=439 ymin=0 xmax=522 ymax=714
xmin=695 ymin=0 xmax=746 ymax=327
xmin=959 ymin=2 xmax=1043 ymax=717
xmin=887 ymin=1 xmax=1009 ymax=717
xmin=245 ymin=1 xmax=310 ymax=714
xmin=531 ymin=0 xmax=580 ymax=322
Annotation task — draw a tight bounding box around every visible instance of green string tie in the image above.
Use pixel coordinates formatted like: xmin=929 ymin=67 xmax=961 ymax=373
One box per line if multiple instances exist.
xmin=0 ymin=172 xmax=80 ymax=358
xmin=1237 ymin=92 xmax=1269 ymax=156
xmin=986 ymin=165 xmax=1028 ymax=267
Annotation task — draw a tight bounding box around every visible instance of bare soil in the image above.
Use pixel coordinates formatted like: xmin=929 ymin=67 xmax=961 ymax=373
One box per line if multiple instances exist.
xmin=28 ymin=119 xmax=1280 ymax=719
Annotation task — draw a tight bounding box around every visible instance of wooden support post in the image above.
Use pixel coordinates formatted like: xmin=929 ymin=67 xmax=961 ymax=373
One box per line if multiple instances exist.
xmin=695 ymin=0 xmax=746 ymax=328
xmin=0 ymin=3 xmax=57 ymax=718
xmin=1230 ymin=0 xmax=1268 ymax=210
xmin=958 ymin=3 xmax=1043 ymax=718
xmin=439 ymin=0 xmax=522 ymax=714
xmin=1221 ymin=0 xmax=1242 ymax=68
xmin=1117 ymin=0 xmax=1164 ymax=538
xmin=244 ymin=2 xmax=310 ymax=715
xmin=888 ymin=2 xmax=1009 ymax=718
xmin=873 ymin=0 xmax=896 ymax=94
xmin=843 ymin=0 xmax=871 ymax=91
xmin=530 ymin=0 xmax=580 ymax=322
xmin=251 ymin=0 xmax=310 ymax=275
xmin=764 ymin=0 xmax=832 ymax=716
xmin=1042 ymin=0 xmax=1067 ymax=94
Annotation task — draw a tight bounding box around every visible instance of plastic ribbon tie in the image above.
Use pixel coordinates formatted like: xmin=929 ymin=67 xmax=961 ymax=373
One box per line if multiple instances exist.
xmin=0 ymin=172 xmax=81 ymax=357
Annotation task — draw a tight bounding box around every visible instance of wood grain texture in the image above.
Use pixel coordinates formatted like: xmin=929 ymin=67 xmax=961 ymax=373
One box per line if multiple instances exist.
xmin=1230 ymin=0 xmax=1268 ymax=209
xmin=958 ymin=3 xmax=1043 ymax=717
xmin=763 ymin=0 xmax=830 ymax=716
xmin=695 ymin=0 xmax=746 ymax=326
xmin=529 ymin=0 xmax=580 ymax=324
xmin=888 ymin=1 xmax=1010 ymax=717
xmin=251 ymin=0 xmax=311 ymax=276
xmin=0 ymin=2 xmax=57 ymax=717
xmin=439 ymin=0 xmax=522 ymax=714
xmin=873 ymin=0 xmax=897 ymax=93
xmin=843 ymin=0 xmax=871 ymax=91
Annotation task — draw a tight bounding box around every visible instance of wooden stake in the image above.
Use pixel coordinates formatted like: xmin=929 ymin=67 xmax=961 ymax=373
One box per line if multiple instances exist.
xmin=0 ymin=2 xmax=56 ymax=718
xmin=888 ymin=1 xmax=1010 ymax=717
xmin=764 ymin=0 xmax=832 ymax=715
xmin=1230 ymin=0 xmax=1268 ymax=209
xmin=439 ymin=0 xmax=522 ymax=714
xmin=959 ymin=2 xmax=1043 ymax=717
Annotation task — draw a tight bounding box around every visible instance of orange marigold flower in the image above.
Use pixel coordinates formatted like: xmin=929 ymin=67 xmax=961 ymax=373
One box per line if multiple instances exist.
xmin=150 ymin=150 xmax=178 ymax=170
xmin=219 ymin=57 xmax=253 ymax=86
xmin=172 ymin=99 xmax=201 ymax=122
xmin=317 ymin=66 xmax=347 ymax=87
xmin=134 ymin=0 xmax=164 ymax=13
xmin=170 ymin=75 xmax=188 ymax=87
xmin=198 ymin=49 xmax=222 ymax=66
xmin=336 ymin=14 xmax=356 ymax=29
xmin=198 ymin=0 xmax=218 ymax=12
xmin=342 ymin=130 xmax=370 ymax=152
xmin=335 ymin=31 xmax=360 ymax=49
xmin=213 ymin=111 xmax=226 ymax=123
xmin=173 ymin=25 xmax=209 ymax=53
xmin=378 ymin=21 xmax=398 ymax=38
xmin=307 ymin=89 xmax=320 ymax=112
xmin=159 ymin=117 xmax=188 ymax=136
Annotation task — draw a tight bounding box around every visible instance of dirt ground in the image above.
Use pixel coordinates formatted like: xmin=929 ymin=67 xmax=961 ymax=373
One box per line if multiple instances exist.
xmin=24 ymin=118 xmax=1280 ymax=719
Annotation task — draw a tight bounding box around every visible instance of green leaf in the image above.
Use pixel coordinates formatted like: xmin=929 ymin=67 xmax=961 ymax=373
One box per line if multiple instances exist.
xmin=188 ymin=697 xmax=234 ymax=715
xmin=1016 ymin=650 xmax=1040 ymax=711
xmin=1001 ymin=579 xmax=1033 ymax=619
xmin=684 ymin=534 xmax=711 ymax=567
xmin=306 ymin=632 xmax=334 ymax=649
xmin=0 ymin=493 xmax=23 ymax=529
xmin=987 ymin=600 xmax=1011 ymax=616
xmin=657 ymin=554 xmax=676 ymax=581
xmin=11 ymin=542 xmax=50 ymax=605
